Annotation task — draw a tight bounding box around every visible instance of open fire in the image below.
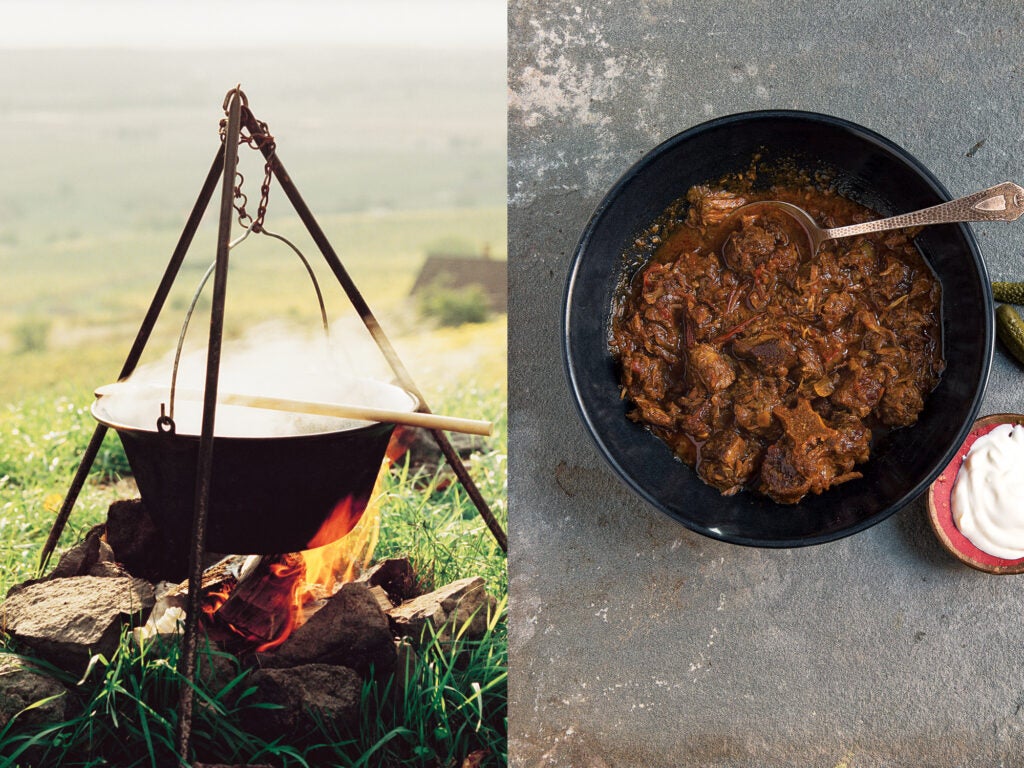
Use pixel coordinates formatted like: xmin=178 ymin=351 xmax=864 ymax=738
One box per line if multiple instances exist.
xmin=200 ymin=490 xmax=383 ymax=653
xmin=1 ymin=468 xmax=497 ymax=754
xmin=187 ymin=430 xmax=412 ymax=654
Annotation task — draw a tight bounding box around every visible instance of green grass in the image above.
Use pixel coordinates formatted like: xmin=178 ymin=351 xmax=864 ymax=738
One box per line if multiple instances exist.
xmin=382 ymin=384 xmax=507 ymax=598
xmin=0 ymin=599 xmax=506 ymax=767
xmin=321 ymin=603 xmax=507 ymax=767
xmin=0 ymin=393 xmax=133 ymax=594
xmin=0 ymin=378 xmax=506 ymax=766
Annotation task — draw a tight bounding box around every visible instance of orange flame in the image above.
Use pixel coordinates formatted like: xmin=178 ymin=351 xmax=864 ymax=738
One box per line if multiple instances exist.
xmin=200 ymin=584 xmax=235 ymax=621
xmin=202 ymin=429 xmax=408 ymax=653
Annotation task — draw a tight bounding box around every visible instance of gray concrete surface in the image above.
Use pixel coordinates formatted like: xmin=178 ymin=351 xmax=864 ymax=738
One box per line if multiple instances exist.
xmin=508 ymin=2 xmax=1024 ymax=766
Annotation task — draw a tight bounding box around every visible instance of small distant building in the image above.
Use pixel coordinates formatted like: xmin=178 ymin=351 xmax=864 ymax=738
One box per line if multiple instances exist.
xmin=409 ymin=247 xmax=507 ymax=313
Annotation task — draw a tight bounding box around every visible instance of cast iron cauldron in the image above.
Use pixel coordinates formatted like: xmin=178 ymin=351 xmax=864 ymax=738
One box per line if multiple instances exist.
xmin=92 ymin=380 xmax=415 ymax=556
xmin=563 ymin=110 xmax=993 ymax=547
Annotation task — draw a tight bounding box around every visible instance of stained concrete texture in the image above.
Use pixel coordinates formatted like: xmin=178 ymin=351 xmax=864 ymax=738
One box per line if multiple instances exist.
xmin=508 ymin=2 xmax=1024 ymax=766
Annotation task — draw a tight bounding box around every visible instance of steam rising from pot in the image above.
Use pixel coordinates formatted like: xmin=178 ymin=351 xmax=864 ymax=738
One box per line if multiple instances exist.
xmin=97 ymin=323 xmax=416 ymax=438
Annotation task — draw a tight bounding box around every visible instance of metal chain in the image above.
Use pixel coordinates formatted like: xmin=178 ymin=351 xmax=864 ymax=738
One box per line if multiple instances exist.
xmin=231 ymin=172 xmax=251 ymax=227
xmin=219 ymin=104 xmax=276 ymax=232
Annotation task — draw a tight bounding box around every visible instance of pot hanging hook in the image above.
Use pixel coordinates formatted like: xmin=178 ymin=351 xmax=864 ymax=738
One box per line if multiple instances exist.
xmin=220 ymin=88 xmax=276 ymax=233
xmin=156 ymin=403 xmax=176 ymax=435
xmin=221 ymin=84 xmax=248 ymax=111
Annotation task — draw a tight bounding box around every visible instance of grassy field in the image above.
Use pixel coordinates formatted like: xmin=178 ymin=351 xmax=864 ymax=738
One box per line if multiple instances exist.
xmin=0 ymin=205 xmax=506 ymax=402
xmin=0 ymin=44 xmax=506 ymax=395
xmin=0 ymin=47 xmax=505 ymax=238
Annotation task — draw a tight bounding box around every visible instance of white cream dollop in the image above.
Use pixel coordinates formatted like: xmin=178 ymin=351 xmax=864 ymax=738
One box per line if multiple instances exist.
xmin=952 ymin=422 xmax=1024 ymax=559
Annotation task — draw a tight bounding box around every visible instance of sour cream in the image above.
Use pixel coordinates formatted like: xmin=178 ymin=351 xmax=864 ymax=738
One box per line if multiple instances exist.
xmin=952 ymin=423 xmax=1024 ymax=560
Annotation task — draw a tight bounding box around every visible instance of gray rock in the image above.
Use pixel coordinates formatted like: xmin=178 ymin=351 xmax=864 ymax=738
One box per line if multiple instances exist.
xmin=10 ymin=521 xmax=123 ymax=598
xmin=47 ymin=523 xmax=107 ymax=580
xmin=386 ymin=576 xmax=495 ymax=643
xmin=1 ymin=576 xmax=155 ymax=670
xmin=241 ymin=664 xmax=361 ymax=742
xmin=266 ymin=582 xmax=395 ymax=676
xmin=0 ymin=655 xmax=68 ymax=729
xmin=86 ymin=560 xmax=128 ymax=578
xmin=355 ymin=557 xmax=420 ymax=603
xmin=366 ymin=584 xmax=394 ymax=612
xmin=104 ymin=498 xmax=183 ymax=582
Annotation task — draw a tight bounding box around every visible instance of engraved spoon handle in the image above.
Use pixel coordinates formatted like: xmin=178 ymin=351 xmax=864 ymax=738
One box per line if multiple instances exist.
xmin=823 ymin=182 xmax=1024 ymax=240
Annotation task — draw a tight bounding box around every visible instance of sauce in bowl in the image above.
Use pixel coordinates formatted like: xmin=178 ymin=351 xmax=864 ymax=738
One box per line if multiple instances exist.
xmin=610 ymin=180 xmax=944 ymax=504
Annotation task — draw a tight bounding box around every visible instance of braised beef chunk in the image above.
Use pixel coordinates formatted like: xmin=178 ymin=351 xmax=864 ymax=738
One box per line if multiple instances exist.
xmin=829 ymin=412 xmax=872 ymax=468
xmin=878 ymin=379 xmax=925 ymax=427
xmin=610 ymin=180 xmax=943 ymax=505
xmin=689 ymin=343 xmax=736 ymax=392
xmin=759 ymin=443 xmax=812 ymax=505
xmin=721 ymin=212 xmax=801 ymax=281
xmin=731 ymin=375 xmax=784 ymax=437
xmin=732 ymin=335 xmax=798 ymax=377
xmin=687 ymin=185 xmax=748 ymax=227
xmin=831 ymin=360 xmax=886 ymax=418
xmin=773 ymin=397 xmax=834 ymax=447
xmin=722 ymin=220 xmax=777 ymax=272
xmin=697 ymin=430 xmax=763 ymax=495
xmin=756 ymin=398 xmax=867 ymax=503
xmin=819 ymin=291 xmax=855 ymax=330
xmin=630 ymin=396 xmax=675 ymax=429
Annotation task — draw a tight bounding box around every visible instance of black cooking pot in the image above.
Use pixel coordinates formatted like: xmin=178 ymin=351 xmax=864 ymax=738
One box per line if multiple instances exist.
xmin=93 ymin=382 xmax=414 ymax=556
xmin=563 ymin=110 xmax=993 ymax=547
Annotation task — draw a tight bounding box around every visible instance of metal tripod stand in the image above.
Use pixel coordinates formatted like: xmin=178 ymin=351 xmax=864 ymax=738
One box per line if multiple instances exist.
xmin=38 ymin=87 xmax=506 ymax=764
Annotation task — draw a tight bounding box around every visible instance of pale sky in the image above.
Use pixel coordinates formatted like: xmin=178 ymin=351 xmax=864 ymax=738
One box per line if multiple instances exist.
xmin=0 ymin=0 xmax=506 ymax=50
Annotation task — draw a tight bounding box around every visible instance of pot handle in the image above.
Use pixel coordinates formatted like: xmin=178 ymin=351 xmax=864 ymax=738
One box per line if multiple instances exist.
xmin=163 ymin=225 xmax=330 ymax=430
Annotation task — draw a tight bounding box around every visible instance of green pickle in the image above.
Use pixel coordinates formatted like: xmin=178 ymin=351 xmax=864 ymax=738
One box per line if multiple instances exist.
xmin=992 ymin=281 xmax=1024 ymax=305
xmin=996 ymin=303 xmax=1024 ymax=366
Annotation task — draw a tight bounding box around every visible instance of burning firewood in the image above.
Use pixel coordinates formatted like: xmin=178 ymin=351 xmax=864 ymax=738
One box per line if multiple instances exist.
xmin=203 ymin=554 xmax=307 ymax=653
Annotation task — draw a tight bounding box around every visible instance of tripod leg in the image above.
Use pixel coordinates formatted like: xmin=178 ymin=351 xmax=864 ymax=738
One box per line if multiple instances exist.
xmin=38 ymin=146 xmax=226 ymax=573
xmin=249 ymin=133 xmax=507 ymax=552
xmin=175 ymin=90 xmax=242 ymax=763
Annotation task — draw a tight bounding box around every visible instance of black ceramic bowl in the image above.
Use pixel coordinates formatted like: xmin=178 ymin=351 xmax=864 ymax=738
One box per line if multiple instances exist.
xmin=563 ymin=110 xmax=993 ymax=547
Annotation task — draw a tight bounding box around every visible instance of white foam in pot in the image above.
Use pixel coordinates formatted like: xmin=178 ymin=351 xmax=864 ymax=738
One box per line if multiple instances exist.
xmin=92 ymin=378 xmax=416 ymax=438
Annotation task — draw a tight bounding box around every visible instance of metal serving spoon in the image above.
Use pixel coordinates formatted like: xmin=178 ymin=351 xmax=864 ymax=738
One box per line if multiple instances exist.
xmin=732 ymin=181 xmax=1024 ymax=257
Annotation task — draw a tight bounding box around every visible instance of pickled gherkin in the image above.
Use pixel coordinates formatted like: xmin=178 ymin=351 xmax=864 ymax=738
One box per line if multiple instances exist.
xmin=996 ymin=303 xmax=1024 ymax=366
xmin=992 ymin=281 xmax=1024 ymax=306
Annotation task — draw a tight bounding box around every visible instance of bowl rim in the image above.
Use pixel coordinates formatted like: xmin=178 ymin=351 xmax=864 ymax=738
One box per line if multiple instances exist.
xmin=562 ymin=108 xmax=993 ymax=547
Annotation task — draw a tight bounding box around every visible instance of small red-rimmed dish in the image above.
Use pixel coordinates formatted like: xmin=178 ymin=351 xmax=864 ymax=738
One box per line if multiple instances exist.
xmin=927 ymin=413 xmax=1024 ymax=574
